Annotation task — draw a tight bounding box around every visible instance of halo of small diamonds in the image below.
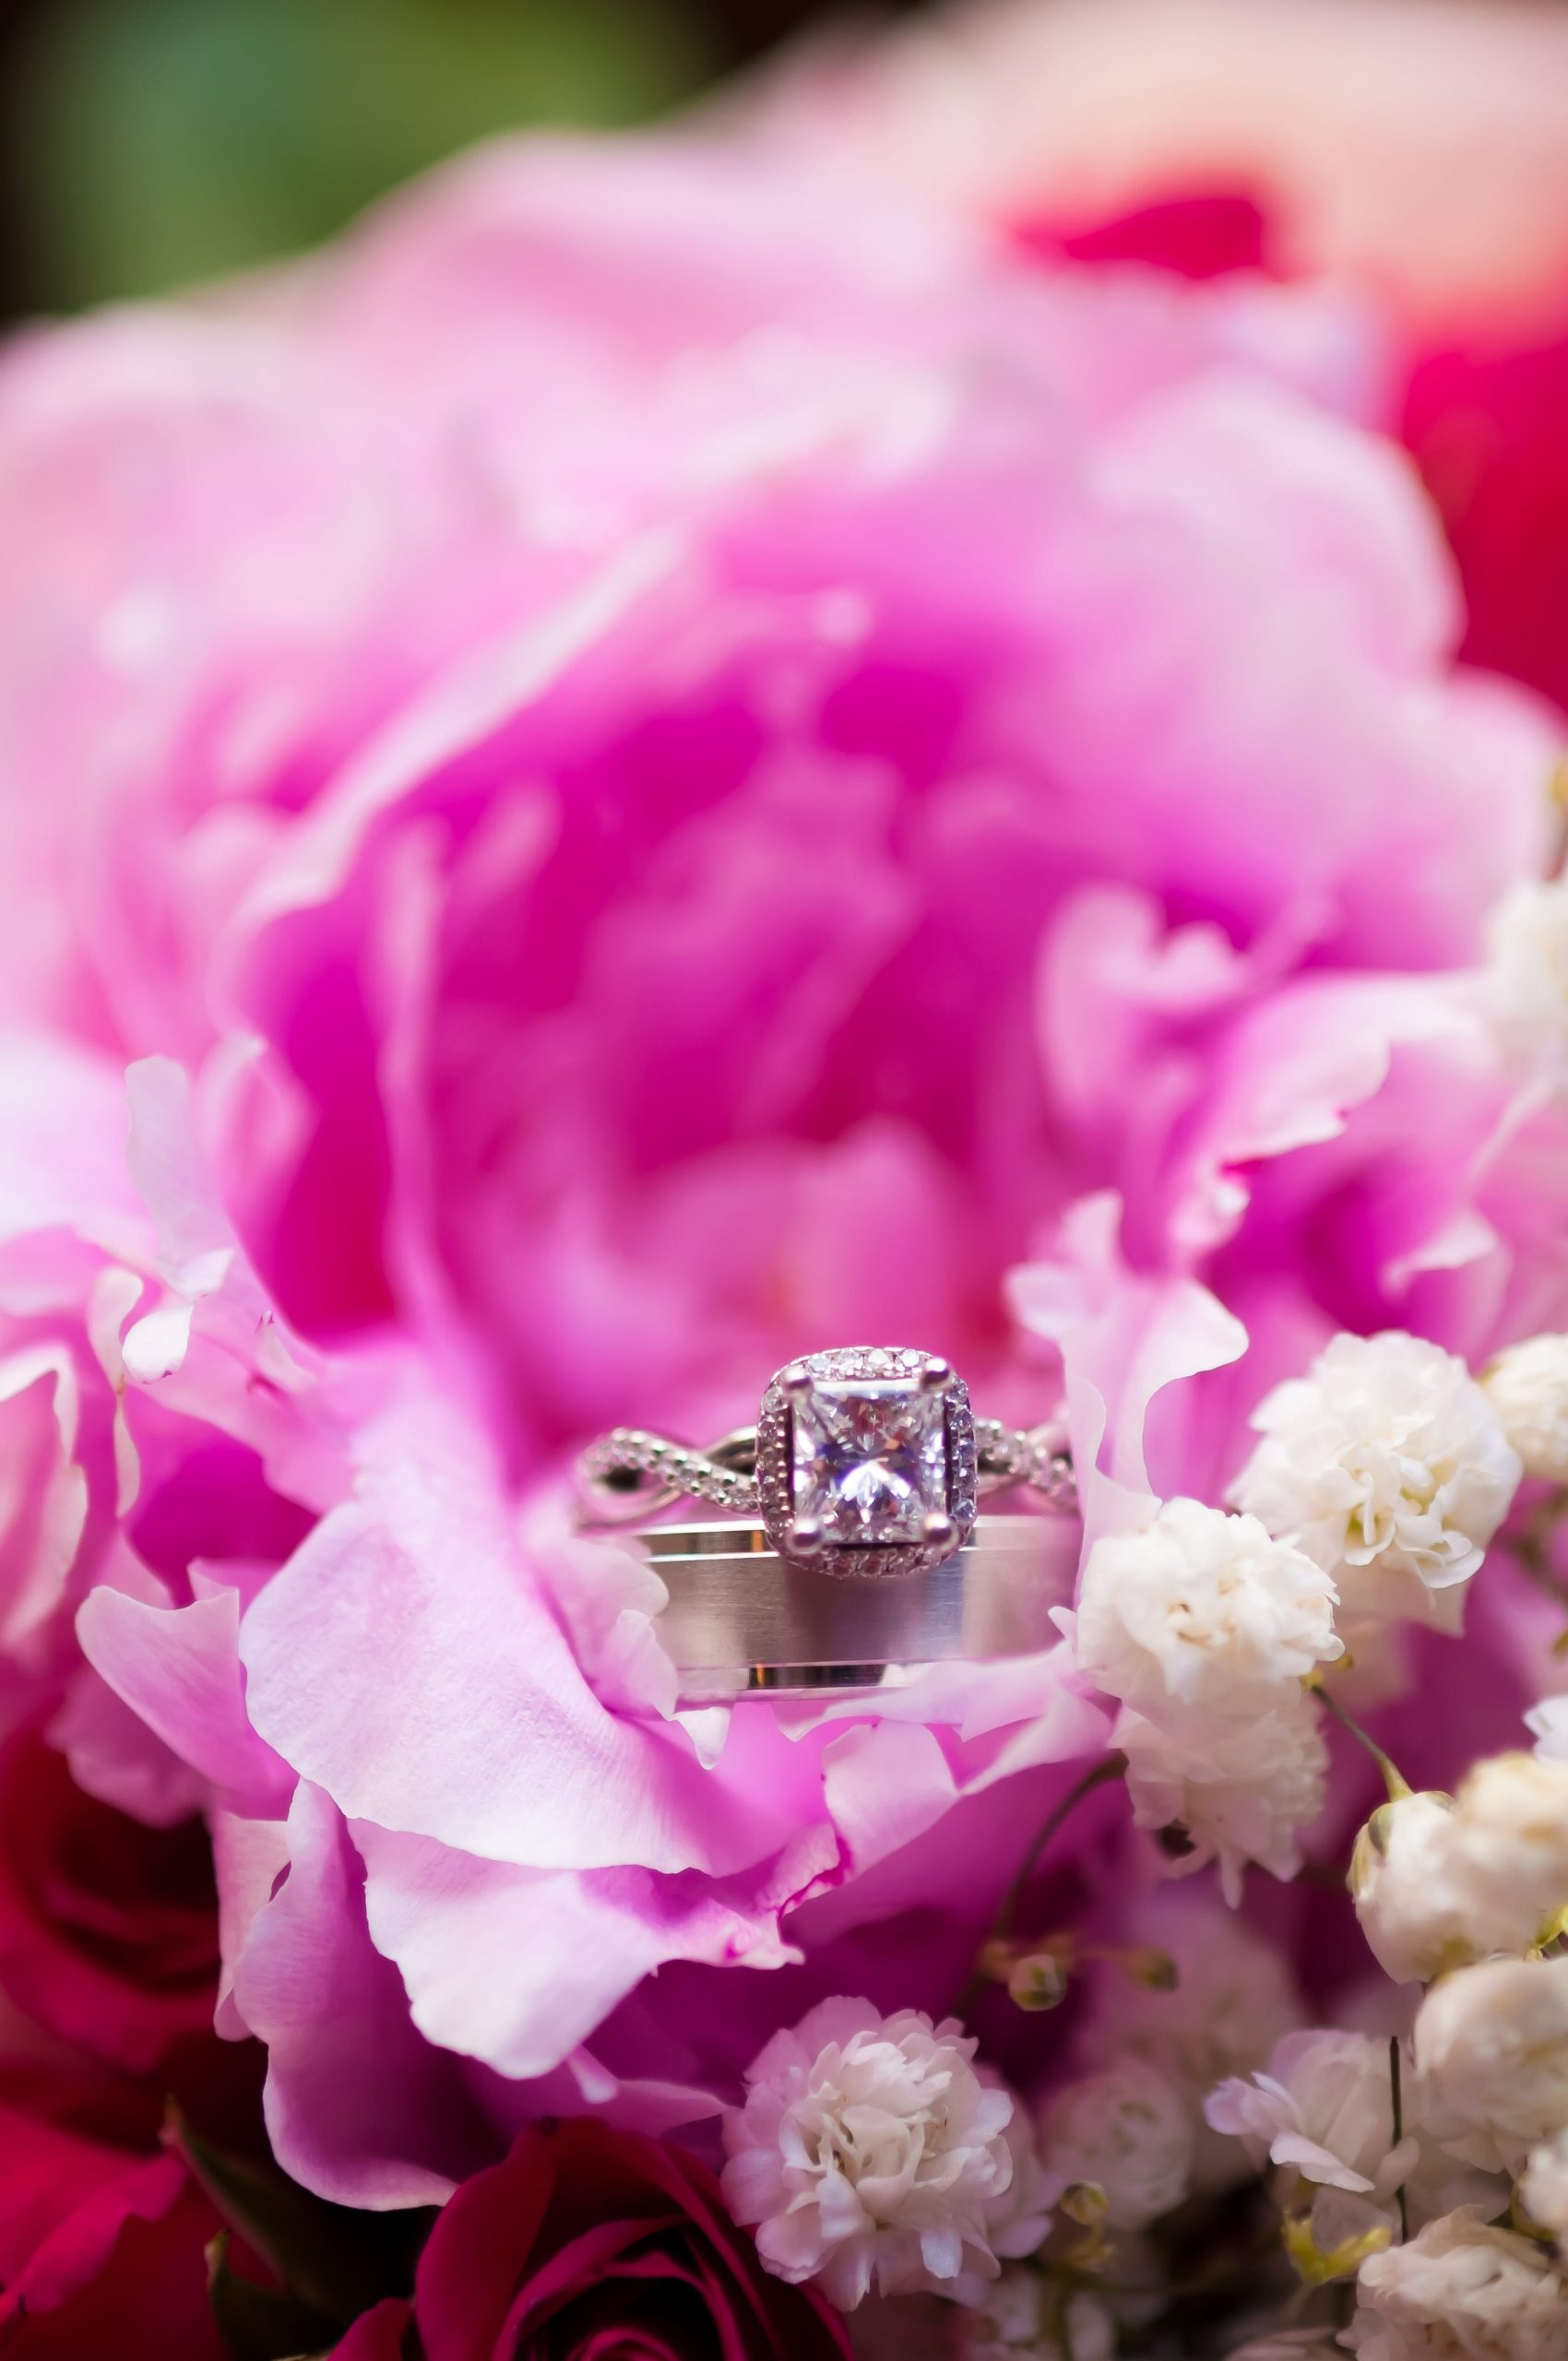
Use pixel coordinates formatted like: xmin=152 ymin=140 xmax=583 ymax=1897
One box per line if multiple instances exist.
xmin=756 ymin=1346 xmax=977 ymax=1579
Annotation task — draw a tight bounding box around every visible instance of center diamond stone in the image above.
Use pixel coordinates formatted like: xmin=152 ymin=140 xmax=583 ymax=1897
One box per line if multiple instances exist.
xmin=791 ymin=1380 xmax=950 ymax=1544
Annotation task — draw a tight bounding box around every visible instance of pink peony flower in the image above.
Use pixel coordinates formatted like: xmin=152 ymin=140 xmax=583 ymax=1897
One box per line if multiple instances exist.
xmin=179 ymin=147 xmax=1556 ymax=1456
xmin=0 ymin=122 xmax=1562 ymax=2215
xmin=753 ymin=0 xmax=1568 ymax=715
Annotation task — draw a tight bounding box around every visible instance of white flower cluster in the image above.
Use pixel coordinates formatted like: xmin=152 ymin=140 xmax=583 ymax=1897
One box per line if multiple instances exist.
xmin=1524 ymin=2130 xmax=1568 ymax=2244
xmin=1039 ymin=2056 xmax=1194 ymax=2230
xmin=1352 ymin=1753 xmax=1568 ymax=1983
xmin=1180 ymin=1590 xmax=1568 ymax=2356
xmin=723 ymin=1319 xmax=1568 ymax=2350
xmin=1263 ymin=1734 xmax=1568 ymax=2357
xmin=956 ymin=2271 xmax=1113 ymax=2361
xmin=1484 ymin=1334 xmax=1568 ymax=1484
xmin=1328 ymin=1958 xmax=1568 ymax=2357
xmin=1075 ymin=1892 xmax=1303 ymax=2195
xmin=1206 ymin=2029 xmax=1421 ymax=2214
xmin=1415 ymin=1954 xmax=1568 ymax=2177
xmin=1483 ymin=864 xmax=1568 ymax=1086
xmin=1074 ymin=1497 xmax=1341 ymax=1901
xmin=947 ymin=1895 xmax=1304 ymax=2333
xmin=1530 ymin=1695 xmax=1568 ymax=1762
xmin=1230 ymin=1330 xmax=1521 ymax=1636
xmin=1213 ymin=2026 xmax=1512 ymax=2263
xmin=721 ymin=1997 xmax=1053 ymax=2311
xmin=1347 ymin=2210 xmax=1568 ymax=2361
xmin=725 ymin=1978 xmax=1262 ymax=2329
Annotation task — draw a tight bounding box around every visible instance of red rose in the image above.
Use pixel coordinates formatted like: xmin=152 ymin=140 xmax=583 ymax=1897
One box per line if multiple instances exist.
xmin=328 ymin=2119 xmax=850 ymax=2361
xmin=0 ymin=2062 xmax=227 ymax=2359
xmin=0 ymin=1730 xmax=219 ymax=2073
xmin=1402 ymin=327 xmax=1568 ymax=715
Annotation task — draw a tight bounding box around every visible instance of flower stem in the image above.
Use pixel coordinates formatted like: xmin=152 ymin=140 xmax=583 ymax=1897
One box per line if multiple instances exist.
xmin=1309 ymin=1679 xmax=1411 ymax=1802
xmin=954 ymin=1752 xmax=1126 ymax=2019
xmin=1390 ymin=2036 xmax=1408 ymax=2243
xmin=993 ymin=1754 xmax=1128 ymax=1945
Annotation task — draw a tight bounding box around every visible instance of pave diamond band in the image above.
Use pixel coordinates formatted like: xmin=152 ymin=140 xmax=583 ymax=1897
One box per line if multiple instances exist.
xmin=576 ymin=1344 xmax=1075 ymax=1579
xmin=576 ymin=1427 xmax=761 ymax=1518
xmin=574 ymin=1416 xmax=1075 ymax=1521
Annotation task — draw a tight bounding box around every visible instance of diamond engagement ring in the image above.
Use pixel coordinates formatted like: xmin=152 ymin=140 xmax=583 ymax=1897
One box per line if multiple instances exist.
xmin=576 ymin=1344 xmax=1075 ymax=1580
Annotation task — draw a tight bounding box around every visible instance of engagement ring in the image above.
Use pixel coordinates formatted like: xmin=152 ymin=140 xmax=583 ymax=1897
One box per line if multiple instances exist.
xmin=576 ymin=1344 xmax=1075 ymax=1579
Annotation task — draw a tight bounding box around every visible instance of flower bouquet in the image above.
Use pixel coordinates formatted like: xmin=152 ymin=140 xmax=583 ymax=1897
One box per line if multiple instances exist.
xmin=3 ymin=1 xmax=1568 ymax=2355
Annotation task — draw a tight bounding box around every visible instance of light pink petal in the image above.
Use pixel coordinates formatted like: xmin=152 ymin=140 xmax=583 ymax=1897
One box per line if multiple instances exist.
xmin=125 ymin=1057 xmax=237 ymax=1295
xmin=47 ymin=1663 xmax=207 ymax=1829
xmin=817 ymin=1721 xmax=960 ymax=1882
xmin=0 ymin=1034 xmax=147 ymax=1255
xmin=1161 ymin=972 xmax=1478 ymax=1259
xmin=356 ymin=1821 xmax=833 ymax=2082
xmin=210 ymin=1806 xmax=291 ymax=2040
xmin=232 ymin=1783 xmax=495 ymax=2207
xmin=1009 ymin=1192 xmax=1248 ymax=1539
xmin=0 ymin=1343 xmax=88 ymax=1660
xmin=77 ymin=1584 xmax=294 ymax=1814
xmin=239 ymin=1404 xmax=829 ymax=1876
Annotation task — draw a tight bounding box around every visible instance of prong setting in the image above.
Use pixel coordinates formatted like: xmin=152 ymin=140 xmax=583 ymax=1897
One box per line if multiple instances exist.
xmin=756 ymin=1347 xmax=978 ymax=1579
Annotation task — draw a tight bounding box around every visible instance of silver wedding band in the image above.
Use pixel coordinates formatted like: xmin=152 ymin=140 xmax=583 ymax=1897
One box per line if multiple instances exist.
xmin=644 ymin=1516 xmax=1079 ymax=1703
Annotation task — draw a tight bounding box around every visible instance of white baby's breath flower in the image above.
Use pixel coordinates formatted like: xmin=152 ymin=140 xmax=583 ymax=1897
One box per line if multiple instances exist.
xmin=957 ymin=2271 xmax=1114 ymax=2361
xmin=1351 ymin=1792 xmax=1472 ymax=1986
xmin=1038 ymin=2057 xmax=1194 ymax=2231
xmin=1524 ymin=2129 xmax=1568 ymax=2245
xmin=1074 ymin=1499 xmax=1341 ymax=1719
xmin=1346 ymin=2207 xmax=1568 ymax=2361
xmin=952 ymin=2073 xmax=1058 ymax=2304
xmin=1483 ymin=1335 xmax=1568 ymax=1484
xmin=1117 ymin=1691 xmax=1329 ymax=1906
xmin=1483 ymin=868 xmax=1568 ymax=1086
xmin=1205 ymin=2029 xmax=1419 ymax=2206
xmin=1076 ymin=1892 xmax=1302 ymax=2192
xmin=1352 ymin=1755 xmax=1568 ymax=1985
xmin=721 ymin=1998 xmax=1017 ymax=2310
xmin=1527 ymin=1695 xmax=1568 ymax=1762
xmin=1415 ymin=1956 xmax=1568 ymax=2174
xmin=1230 ymin=1331 xmax=1521 ymax=1619
xmin=1435 ymin=1752 xmax=1568 ymax=1945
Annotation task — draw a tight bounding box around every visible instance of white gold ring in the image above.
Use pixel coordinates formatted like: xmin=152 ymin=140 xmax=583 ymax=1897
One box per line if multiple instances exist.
xmin=576 ymin=1344 xmax=1075 ymax=1580
xmin=643 ymin=1516 xmax=1079 ymax=1703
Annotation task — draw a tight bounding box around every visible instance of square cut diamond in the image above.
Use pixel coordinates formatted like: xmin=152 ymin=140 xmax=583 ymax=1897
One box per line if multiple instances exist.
xmin=790 ymin=1379 xmax=950 ymax=1545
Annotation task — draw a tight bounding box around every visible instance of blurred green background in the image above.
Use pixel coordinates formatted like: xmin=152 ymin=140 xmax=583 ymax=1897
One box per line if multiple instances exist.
xmin=0 ymin=0 xmax=921 ymax=321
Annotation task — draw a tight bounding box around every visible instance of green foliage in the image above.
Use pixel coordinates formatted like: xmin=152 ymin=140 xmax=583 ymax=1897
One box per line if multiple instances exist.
xmin=207 ymin=2232 xmax=343 ymax=2361
xmin=172 ymin=2107 xmax=433 ymax=2358
xmin=17 ymin=0 xmax=711 ymax=308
